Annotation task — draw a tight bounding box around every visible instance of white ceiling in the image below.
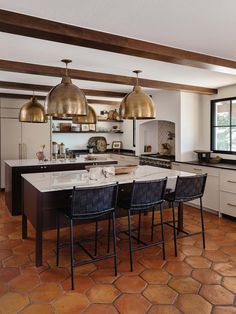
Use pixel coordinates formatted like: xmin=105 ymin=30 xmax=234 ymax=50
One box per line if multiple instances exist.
xmin=1 ymin=0 xmax=236 ymax=96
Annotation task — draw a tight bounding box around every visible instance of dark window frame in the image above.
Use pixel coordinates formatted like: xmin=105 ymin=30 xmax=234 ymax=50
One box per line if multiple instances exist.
xmin=211 ymin=97 xmax=236 ymax=155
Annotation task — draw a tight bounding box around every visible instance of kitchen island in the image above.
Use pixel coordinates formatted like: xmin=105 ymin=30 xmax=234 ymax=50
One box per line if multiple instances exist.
xmin=5 ymin=157 xmax=117 ymax=215
xmin=21 ymin=165 xmax=192 ymax=266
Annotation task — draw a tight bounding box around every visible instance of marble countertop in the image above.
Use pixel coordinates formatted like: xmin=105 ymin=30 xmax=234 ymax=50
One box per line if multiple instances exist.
xmin=176 ymin=160 xmax=236 ymax=171
xmin=4 ymin=157 xmax=115 ymax=167
xmin=21 ymin=165 xmax=193 ymax=193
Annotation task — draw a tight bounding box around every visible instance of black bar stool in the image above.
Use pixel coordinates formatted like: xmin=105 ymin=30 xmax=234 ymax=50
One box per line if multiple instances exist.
xmin=163 ymin=174 xmax=207 ymax=256
xmin=118 ymin=178 xmax=167 ymax=272
xmin=56 ymin=182 xmax=119 ymax=290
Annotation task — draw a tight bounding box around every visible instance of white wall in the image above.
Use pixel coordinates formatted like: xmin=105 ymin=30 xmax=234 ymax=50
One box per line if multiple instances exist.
xmin=199 ymin=84 xmax=236 ymax=160
xmin=152 ymin=90 xmax=181 ymax=160
xmin=180 ymin=92 xmax=200 ymax=161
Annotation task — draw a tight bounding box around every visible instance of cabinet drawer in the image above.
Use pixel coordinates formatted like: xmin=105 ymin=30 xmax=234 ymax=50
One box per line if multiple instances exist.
xmin=180 ymin=164 xmax=219 ymax=177
xmin=220 ymin=169 xmax=236 ymax=193
xmin=220 ymin=191 xmax=236 ymax=217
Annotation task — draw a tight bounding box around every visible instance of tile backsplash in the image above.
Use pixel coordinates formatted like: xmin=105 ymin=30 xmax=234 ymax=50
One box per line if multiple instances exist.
xmin=158 ymin=120 xmax=175 ymax=155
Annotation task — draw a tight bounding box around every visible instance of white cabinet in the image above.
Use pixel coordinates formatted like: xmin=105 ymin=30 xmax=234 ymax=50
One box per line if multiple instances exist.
xmin=220 ymin=169 xmax=236 ymax=217
xmin=0 ymin=101 xmax=51 ymax=188
xmin=171 ymin=162 xmax=220 ymax=212
xmin=1 ymin=118 xmax=22 ymax=189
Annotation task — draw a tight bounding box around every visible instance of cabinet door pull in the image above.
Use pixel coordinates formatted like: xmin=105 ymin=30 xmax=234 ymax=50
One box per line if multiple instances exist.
xmin=227 ymin=203 xmax=236 ymax=207
xmin=193 ymin=168 xmax=202 ymax=171
xmin=227 ymin=180 xmax=236 ymax=184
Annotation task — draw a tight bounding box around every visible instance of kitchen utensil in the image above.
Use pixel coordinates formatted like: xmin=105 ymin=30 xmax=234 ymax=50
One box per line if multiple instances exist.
xmin=108 ymin=110 xmax=115 ymax=120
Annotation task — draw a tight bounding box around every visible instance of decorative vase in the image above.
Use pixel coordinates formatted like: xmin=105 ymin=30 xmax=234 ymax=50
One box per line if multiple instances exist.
xmin=36 ymin=151 xmax=45 ymax=161
xmin=89 ymin=148 xmax=93 ymax=154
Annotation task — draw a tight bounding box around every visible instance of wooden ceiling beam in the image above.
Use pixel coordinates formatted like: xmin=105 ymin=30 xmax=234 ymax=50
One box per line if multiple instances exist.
xmin=0 ymin=9 xmax=236 ymax=75
xmin=0 ymin=60 xmax=217 ymax=95
xmin=0 ymin=81 xmax=126 ymax=98
xmin=0 ymin=92 xmax=120 ymax=105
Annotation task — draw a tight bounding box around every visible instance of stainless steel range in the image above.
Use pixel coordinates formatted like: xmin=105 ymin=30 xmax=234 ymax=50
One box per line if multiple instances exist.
xmin=139 ymin=154 xmax=175 ymax=169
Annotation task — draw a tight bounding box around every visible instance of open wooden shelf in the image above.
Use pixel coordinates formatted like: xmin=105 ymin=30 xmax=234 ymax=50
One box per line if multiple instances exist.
xmin=52 ymin=131 xmax=124 ymax=134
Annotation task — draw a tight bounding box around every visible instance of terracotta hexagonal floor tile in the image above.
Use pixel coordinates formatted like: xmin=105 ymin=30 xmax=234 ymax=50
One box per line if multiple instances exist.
xmin=29 ymin=282 xmax=63 ymax=303
xmin=192 ymin=269 xmax=222 ymax=284
xmin=212 ymin=306 xmax=236 ymax=314
xmin=200 ymin=284 xmax=234 ymax=305
xmin=148 ymin=305 xmax=182 ymax=314
xmin=114 ymin=275 xmax=147 ymax=293
xmin=140 ymin=269 xmax=170 ymax=284
xmin=86 ymin=284 xmax=120 ymax=303
xmin=138 ymin=256 xmax=166 ymax=269
xmin=143 ymin=285 xmax=177 ymax=304
xmin=40 ymin=267 xmax=69 ymax=282
xmin=213 ymin=262 xmax=236 ymax=276
xmin=0 ymin=292 xmax=29 ymax=314
xmin=185 ymin=256 xmax=212 ymax=268
xmin=13 ymin=242 xmax=35 ymax=255
xmin=164 ymin=261 xmax=192 ymax=276
xmin=180 ymin=245 xmax=203 ymax=256
xmin=74 ymin=263 xmax=97 ymax=275
xmin=114 ymin=294 xmax=151 ymax=314
xmin=204 ymin=250 xmax=230 ymax=262
xmin=62 ymin=275 xmax=94 ymax=293
xmin=175 ymin=294 xmax=212 ymax=314
xmin=118 ymin=259 xmax=144 ymax=275
xmin=0 ymin=239 xmax=22 ymax=249
xmin=222 ymin=277 xmax=236 ymax=293
xmin=0 ymin=267 xmax=20 ymax=283
xmin=89 ymin=268 xmax=119 ymax=284
xmin=3 ymin=254 xmax=30 ymax=267
xmin=53 ymin=292 xmax=89 ymax=314
xmin=196 ymin=239 xmax=220 ymax=250
xmin=221 ymin=246 xmax=236 ymax=256
xmin=0 ymin=249 xmax=12 ymax=261
xmin=19 ymin=303 xmax=54 ymax=314
xmin=169 ymin=276 xmax=201 ymax=294
xmin=84 ymin=304 xmax=118 ymax=314
xmin=0 ymin=280 xmax=8 ymax=297
xmin=8 ymin=273 xmax=40 ymax=293
xmin=226 ymin=232 xmax=236 ymax=240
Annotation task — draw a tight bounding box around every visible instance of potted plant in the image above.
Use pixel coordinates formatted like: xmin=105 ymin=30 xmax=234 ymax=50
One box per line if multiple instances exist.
xmin=87 ymin=143 xmax=95 ymax=154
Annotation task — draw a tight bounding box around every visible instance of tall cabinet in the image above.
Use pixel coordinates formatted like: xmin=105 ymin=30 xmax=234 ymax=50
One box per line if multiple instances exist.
xmin=0 ymin=98 xmax=51 ymax=188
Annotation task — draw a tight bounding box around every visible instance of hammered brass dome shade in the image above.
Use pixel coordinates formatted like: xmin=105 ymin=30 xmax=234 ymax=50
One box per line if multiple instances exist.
xmin=19 ymin=96 xmax=46 ymax=123
xmin=120 ymin=70 xmax=155 ymax=119
xmin=72 ymin=105 xmax=97 ymax=124
xmin=45 ymin=59 xmax=88 ymax=117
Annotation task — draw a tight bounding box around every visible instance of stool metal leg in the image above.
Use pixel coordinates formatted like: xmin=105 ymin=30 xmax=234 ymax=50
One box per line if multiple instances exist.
xmin=151 ymin=206 xmax=155 ymax=241
xmin=107 ymin=214 xmax=111 ymax=253
xmin=160 ymin=204 xmax=166 ymax=260
xmin=56 ymin=213 xmax=60 ymax=267
xmin=138 ymin=211 xmax=141 ymax=244
xmin=94 ymin=221 xmax=98 ymax=256
xmin=112 ymin=211 xmax=118 ymax=276
xmin=172 ymin=203 xmax=177 ymax=256
xmin=128 ymin=210 xmax=133 ymax=272
xmin=200 ymin=198 xmax=206 ymax=249
xmin=69 ymin=219 xmax=75 ymax=290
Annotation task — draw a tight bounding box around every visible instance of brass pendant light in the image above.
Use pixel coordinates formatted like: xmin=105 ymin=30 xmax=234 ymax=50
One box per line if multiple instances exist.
xmin=72 ymin=105 xmax=97 ymax=124
xmin=120 ymin=70 xmax=155 ymax=119
xmin=19 ymin=95 xmax=46 ymax=123
xmin=45 ymin=59 xmax=88 ymax=117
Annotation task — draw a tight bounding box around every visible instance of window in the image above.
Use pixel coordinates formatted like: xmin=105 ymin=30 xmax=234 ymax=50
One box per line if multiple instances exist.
xmin=211 ymin=97 xmax=236 ymax=153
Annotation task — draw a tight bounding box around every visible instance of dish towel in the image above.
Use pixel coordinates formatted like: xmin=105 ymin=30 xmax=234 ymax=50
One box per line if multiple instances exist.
xmin=89 ymin=167 xmax=104 ymax=180
xmin=103 ymin=166 xmax=115 ymax=178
